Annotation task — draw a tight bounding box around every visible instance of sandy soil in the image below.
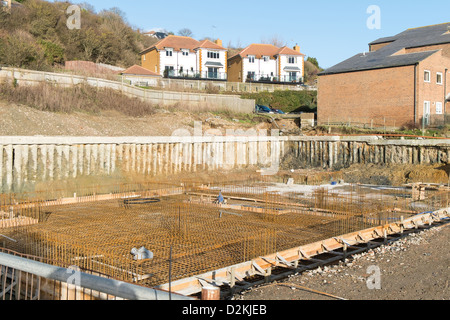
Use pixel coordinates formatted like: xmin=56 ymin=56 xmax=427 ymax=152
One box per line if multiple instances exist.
xmin=0 ymin=100 xmax=282 ymax=137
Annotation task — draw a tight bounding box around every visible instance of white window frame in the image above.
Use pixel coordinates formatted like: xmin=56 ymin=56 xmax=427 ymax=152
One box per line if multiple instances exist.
xmin=166 ymin=48 xmax=173 ymax=57
xmin=288 ymin=56 xmax=296 ymax=64
xmin=424 ymin=70 xmax=431 ymax=83
xmin=423 ymin=101 xmax=431 ymax=125
xmin=248 ymin=55 xmax=255 ymax=63
xmin=436 ymin=72 xmax=443 ymax=85
xmin=182 ymin=49 xmax=189 ymax=57
xmin=263 ymin=56 xmax=269 ymax=62
xmin=207 ymin=51 xmax=219 ymax=59
xmin=436 ymin=101 xmax=443 ymax=115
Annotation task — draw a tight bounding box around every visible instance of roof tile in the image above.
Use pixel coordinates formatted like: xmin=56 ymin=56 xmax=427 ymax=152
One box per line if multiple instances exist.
xmin=140 ymin=35 xmax=226 ymax=54
xmin=121 ymin=65 xmax=161 ymax=76
xmin=236 ymin=43 xmax=304 ymax=59
xmin=321 ymin=22 xmax=450 ymax=75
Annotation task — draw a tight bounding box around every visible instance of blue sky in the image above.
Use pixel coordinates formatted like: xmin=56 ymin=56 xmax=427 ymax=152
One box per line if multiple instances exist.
xmin=70 ymin=0 xmax=450 ymax=69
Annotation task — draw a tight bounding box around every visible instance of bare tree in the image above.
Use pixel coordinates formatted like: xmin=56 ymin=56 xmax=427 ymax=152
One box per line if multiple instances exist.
xmin=178 ymin=28 xmax=193 ymax=37
xmin=79 ymin=2 xmax=96 ymax=13
xmin=261 ymin=34 xmax=287 ymax=47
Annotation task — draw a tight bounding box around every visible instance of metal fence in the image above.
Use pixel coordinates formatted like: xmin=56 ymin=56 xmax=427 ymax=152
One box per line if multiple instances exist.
xmin=156 ymin=77 xmax=314 ymax=93
xmin=245 ymin=73 xmax=304 ymax=84
xmin=427 ymin=114 xmax=450 ymax=128
xmin=0 ymin=249 xmax=193 ymax=300
xmin=164 ymin=69 xmax=228 ymax=81
xmin=320 ymin=115 xmax=450 ymax=130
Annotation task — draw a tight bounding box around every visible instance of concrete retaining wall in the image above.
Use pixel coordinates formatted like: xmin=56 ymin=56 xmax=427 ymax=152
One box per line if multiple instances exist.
xmin=0 ymin=67 xmax=255 ymax=114
xmin=0 ymin=136 xmax=449 ymax=193
xmin=0 ymin=136 xmax=284 ymax=193
xmin=287 ymin=136 xmax=450 ymax=170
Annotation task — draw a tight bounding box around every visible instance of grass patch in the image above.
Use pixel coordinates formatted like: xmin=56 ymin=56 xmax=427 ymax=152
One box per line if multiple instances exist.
xmin=241 ymin=90 xmax=317 ymax=113
xmin=316 ymin=124 xmax=450 ymax=138
xmin=209 ymin=111 xmax=268 ymax=126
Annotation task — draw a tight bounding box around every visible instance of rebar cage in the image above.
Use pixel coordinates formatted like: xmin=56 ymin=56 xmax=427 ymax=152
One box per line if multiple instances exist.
xmin=1 ymin=174 xmax=448 ymax=289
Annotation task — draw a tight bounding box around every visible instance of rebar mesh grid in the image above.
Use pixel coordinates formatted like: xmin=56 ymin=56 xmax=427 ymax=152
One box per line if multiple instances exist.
xmin=1 ymin=179 xmax=448 ymax=288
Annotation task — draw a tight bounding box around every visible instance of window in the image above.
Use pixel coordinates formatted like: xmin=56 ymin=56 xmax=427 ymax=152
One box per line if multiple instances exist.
xmin=436 ymin=102 xmax=443 ymax=114
xmin=182 ymin=49 xmax=189 ymax=56
xmin=424 ymin=70 xmax=430 ymax=82
xmin=263 ymin=56 xmax=269 ymax=62
xmin=437 ymin=72 xmax=443 ymax=85
xmin=248 ymin=56 xmax=255 ymax=63
xmin=207 ymin=51 xmax=219 ymax=59
xmin=289 ymin=72 xmax=297 ymax=82
xmin=288 ymin=57 xmax=296 ymax=64
xmin=164 ymin=66 xmax=174 ymax=77
xmin=207 ymin=67 xmax=219 ymax=79
xmin=166 ymin=49 xmax=173 ymax=57
xmin=423 ymin=101 xmax=431 ymax=125
xmin=247 ymin=71 xmax=255 ymax=81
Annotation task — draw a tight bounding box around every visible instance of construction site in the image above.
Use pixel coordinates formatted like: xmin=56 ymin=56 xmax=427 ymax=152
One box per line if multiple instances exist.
xmin=1 ymin=162 xmax=449 ymax=300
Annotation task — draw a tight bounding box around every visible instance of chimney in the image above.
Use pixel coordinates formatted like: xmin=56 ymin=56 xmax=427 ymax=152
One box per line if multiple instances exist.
xmin=293 ymin=44 xmax=300 ymax=52
xmin=215 ymin=39 xmax=223 ymax=47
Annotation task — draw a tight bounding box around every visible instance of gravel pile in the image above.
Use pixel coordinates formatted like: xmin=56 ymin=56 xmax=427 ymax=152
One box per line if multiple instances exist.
xmin=236 ymin=224 xmax=449 ymax=300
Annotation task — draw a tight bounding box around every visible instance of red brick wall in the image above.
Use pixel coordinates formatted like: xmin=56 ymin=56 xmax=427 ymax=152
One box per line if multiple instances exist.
xmin=416 ymin=51 xmax=450 ymax=124
xmin=317 ymin=65 xmax=416 ymax=127
xmin=406 ymin=43 xmax=450 ymax=58
xmin=369 ymin=41 xmax=394 ymax=52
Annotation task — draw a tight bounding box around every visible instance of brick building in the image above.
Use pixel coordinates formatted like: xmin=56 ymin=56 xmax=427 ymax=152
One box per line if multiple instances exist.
xmin=318 ymin=23 xmax=450 ymax=128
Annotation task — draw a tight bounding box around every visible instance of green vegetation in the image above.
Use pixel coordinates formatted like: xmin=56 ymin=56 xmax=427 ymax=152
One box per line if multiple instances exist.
xmin=396 ymin=125 xmax=450 ymax=138
xmin=241 ymin=90 xmax=317 ymax=114
xmin=0 ymin=0 xmax=157 ymax=70
xmin=306 ymin=57 xmax=320 ymax=69
xmin=316 ymin=124 xmax=450 ymax=138
xmin=304 ymin=57 xmax=323 ymax=85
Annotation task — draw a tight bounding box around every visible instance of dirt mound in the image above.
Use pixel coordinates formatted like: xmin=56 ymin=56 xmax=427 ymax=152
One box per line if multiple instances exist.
xmin=0 ymin=100 xmax=271 ymax=137
xmin=341 ymin=163 xmax=449 ymax=186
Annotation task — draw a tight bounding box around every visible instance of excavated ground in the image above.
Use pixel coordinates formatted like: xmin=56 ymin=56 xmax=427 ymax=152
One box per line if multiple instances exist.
xmin=1 ymin=99 xmax=449 ymax=301
xmin=235 ymin=222 xmax=449 ymax=300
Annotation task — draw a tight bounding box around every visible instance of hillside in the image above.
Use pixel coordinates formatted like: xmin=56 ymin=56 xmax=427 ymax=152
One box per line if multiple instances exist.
xmin=0 ymin=0 xmax=157 ymax=70
xmin=0 ymin=99 xmax=287 ymax=136
xmin=304 ymin=58 xmax=322 ymax=85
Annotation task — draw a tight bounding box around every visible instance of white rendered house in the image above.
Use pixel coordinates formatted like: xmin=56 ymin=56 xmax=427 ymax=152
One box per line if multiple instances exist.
xmin=227 ymin=43 xmax=305 ymax=83
xmin=140 ymin=35 xmax=228 ymax=80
